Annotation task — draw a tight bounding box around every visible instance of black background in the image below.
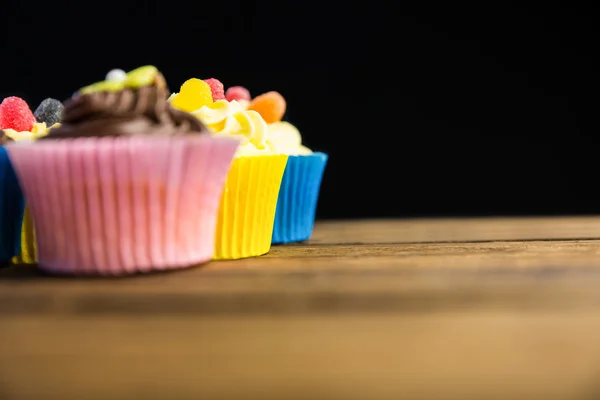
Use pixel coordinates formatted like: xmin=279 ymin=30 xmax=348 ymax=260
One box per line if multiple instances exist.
xmin=2 ymin=2 xmax=597 ymax=219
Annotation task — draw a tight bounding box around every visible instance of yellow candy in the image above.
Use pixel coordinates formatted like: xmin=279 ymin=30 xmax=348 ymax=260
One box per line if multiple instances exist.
xmin=124 ymin=65 xmax=159 ymax=88
xmin=171 ymin=79 xmax=213 ymax=112
xmin=80 ymin=80 xmax=124 ymax=95
xmin=78 ymin=65 xmax=162 ymax=95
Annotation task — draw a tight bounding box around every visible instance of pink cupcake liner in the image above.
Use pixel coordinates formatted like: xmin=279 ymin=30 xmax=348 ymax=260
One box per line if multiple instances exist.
xmin=6 ymin=135 xmax=239 ymax=276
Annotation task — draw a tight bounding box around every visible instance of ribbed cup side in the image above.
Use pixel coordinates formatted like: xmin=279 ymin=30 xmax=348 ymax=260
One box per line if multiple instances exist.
xmin=7 ymin=135 xmax=239 ymax=275
xmin=272 ymin=153 xmax=328 ymax=244
xmin=214 ymin=154 xmax=288 ymax=260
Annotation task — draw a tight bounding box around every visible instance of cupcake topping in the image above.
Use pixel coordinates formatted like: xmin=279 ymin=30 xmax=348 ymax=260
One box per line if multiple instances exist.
xmin=248 ymin=91 xmax=286 ymax=124
xmin=225 ymin=86 xmax=251 ymax=103
xmin=168 ymin=77 xmax=227 ymax=112
xmin=34 ymin=98 xmax=64 ymax=127
xmin=191 ymin=99 xmax=271 ymax=156
xmin=0 ymin=96 xmax=57 ymax=144
xmin=44 ymin=66 xmax=210 ymax=139
xmin=170 ymin=78 xmax=214 ymax=112
xmin=170 ymin=79 xmax=298 ymax=156
xmin=105 ymin=68 xmax=127 ymax=83
xmin=203 ymin=78 xmax=226 ymax=101
xmin=0 ymin=96 xmax=36 ymax=133
xmin=267 ymin=121 xmax=312 ymax=156
xmin=79 ymin=66 xmax=168 ymax=95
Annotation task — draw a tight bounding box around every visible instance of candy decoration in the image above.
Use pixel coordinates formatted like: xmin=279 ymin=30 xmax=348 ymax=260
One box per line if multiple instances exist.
xmin=171 ymin=79 xmax=214 ymax=112
xmin=0 ymin=97 xmax=36 ymax=132
xmin=204 ymin=78 xmax=225 ymax=101
xmin=124 ymin=65 xmax=165 ymax=89
xmin=225 ymin=86 xmax=251 ymax=103
xmin=80 ymin=80 xmax=124 ymax=95
xmin=80 ymin=65 xmax=164 ymax=95
xmin=248 ymin=91 xmax=286 ymax=124
xmin=33 ymin=98 xmax=64 ymax=127
xmin=106 ymin=68 xmax=127 ymax=82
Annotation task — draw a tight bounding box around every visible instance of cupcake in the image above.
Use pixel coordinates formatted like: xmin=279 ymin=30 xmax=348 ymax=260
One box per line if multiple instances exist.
xmin=170 ymin=78 xmax=288 ymax=259
xmin=5 ymin=66 xmax=240 ymax=275
xmin=0 ymin=96 xmax=58 ymax=265
xmin=5 ymin=97 xmax=63 ymax=264
xmin=266 ymin=121 xmax=328 ymax=244
xmin=230 ymin=88 xmax=328 ymax=244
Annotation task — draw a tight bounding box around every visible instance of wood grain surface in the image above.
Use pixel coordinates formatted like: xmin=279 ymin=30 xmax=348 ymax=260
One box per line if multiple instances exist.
xmin=3 ymin=216 xmax=600 ymax=400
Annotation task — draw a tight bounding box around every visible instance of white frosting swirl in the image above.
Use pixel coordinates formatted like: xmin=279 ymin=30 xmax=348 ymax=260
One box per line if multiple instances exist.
xmin=267 ymin=121 xmax=312 ymax=155
xmin=192 ymin=100 xmax=276 ymax=157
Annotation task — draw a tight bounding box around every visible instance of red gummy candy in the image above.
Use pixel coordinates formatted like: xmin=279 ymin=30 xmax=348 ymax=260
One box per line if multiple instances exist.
xmin=225 ymin=86 xmax=251 ymax=103
xmin=203 ymin=78 xmax=225 ymax=101
xmin=0 ymin=96 xmax=36 ymax=132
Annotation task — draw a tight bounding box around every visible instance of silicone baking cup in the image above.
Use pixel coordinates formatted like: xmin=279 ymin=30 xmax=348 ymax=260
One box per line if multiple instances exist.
xmin=272 ymin=153 xmax=328 ymax=244
xmin=6 ymin=135 xmax=239 ymax=275
xmin=214 ymin=154 xmax=288 ymax=259
xmin=0 ymin=146 xmax=26 ymax=264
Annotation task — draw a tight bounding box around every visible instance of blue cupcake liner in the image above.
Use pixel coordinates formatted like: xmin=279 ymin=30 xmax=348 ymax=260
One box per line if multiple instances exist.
xmin=0 ymin=146 xmax=26 ymax=263
xmin=272 ymin=152 xmax=328 ymax=244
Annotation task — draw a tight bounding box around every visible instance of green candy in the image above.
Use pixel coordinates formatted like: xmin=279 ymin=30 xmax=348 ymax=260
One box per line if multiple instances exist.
xmin=79 ymin=80 xmax=124 ymax=95
xmin=78 ymin=65 xmax=161 ymax=95
xmin=124 ymin=66 xmax=159 ymax=88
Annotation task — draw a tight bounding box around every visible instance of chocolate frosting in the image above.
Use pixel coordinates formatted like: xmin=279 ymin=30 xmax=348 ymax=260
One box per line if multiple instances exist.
xmin=43 ymin=84 xmax=209 ymax=139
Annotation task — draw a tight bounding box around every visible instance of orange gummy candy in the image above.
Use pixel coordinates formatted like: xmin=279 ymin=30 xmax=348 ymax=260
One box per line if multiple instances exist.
xmin=248 ymin=91 xmax=286 ymax=123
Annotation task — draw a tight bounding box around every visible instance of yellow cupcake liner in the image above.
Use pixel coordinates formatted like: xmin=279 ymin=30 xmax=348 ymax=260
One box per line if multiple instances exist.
xmin=12 ymin=207 xmax=37 ymax=265
xmin=214 ymin=154 xmax=288 ymax=260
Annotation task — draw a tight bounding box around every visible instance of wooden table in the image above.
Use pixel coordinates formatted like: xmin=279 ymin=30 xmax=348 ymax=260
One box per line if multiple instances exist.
xmin=3 ymin=217 xmax=600 ymax=400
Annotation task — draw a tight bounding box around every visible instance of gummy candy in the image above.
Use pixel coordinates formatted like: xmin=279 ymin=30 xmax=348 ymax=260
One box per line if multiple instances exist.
xmin=225 ymin=86 xmax=251 ymax=103
xmin=124 ymin=65 xmax=161 ymax=88
xmin=34 ymin=98 xmax=64 ymax=126
xmin=80 ymin=66 xmax=164 ymax=95
xmin=0 ymin=96 xmax=36 ymax=132
xmin=204 ymin=78 xmax=225 ymax=101
xmin=80 ymin=80 xmax=125 ymax=95
xmin=171 ymin=79 xmax=214 ymax=112
xmin=248 ymin=91 xmax=286 ymax=123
